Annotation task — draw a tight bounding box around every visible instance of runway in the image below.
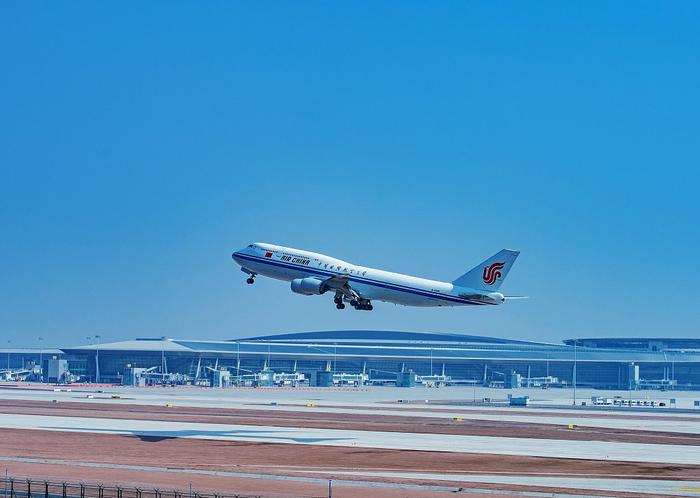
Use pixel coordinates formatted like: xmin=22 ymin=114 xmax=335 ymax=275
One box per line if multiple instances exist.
xmin=3 ymin=386 xmax=699 ymax=433
xmin=1 ymin=412 xmax=699 ymax=465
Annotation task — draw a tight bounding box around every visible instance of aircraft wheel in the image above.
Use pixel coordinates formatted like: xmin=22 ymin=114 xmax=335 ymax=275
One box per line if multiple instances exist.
xmin=246 ymin=277 xmax=255 ymax=284
xmin=366 ymin=304 xmax=373 ymax=311
xmin=336 ymin=303 xmax=345 ymax=310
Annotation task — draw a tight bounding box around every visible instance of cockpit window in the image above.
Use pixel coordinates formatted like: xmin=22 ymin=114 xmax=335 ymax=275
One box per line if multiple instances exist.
xmin=248 ymin=244 xmax=253 ymax=247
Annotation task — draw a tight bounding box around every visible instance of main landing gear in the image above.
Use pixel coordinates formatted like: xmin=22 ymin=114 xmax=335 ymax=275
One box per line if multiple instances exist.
xmin=333 ymin=293 xmax=372 ymax=311
xmin=351 ymin=299 xmax=373 ymax=311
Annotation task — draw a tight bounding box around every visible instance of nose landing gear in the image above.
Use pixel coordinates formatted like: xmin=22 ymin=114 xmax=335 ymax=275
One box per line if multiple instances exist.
xmin=245 ymin=273 xmax=256 ymax=284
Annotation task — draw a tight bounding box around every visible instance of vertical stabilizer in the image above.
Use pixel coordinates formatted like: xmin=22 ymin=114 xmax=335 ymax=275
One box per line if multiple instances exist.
xmin=452 ymin=249 xmax=520 ymax=291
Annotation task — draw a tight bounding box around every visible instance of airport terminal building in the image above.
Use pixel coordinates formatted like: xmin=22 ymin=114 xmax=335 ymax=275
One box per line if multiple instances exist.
xmin=58 ymin=331 xmax=700 ymax=390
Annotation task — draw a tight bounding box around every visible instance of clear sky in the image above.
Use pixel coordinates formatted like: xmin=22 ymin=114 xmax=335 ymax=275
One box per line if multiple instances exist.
xmin=1 ymin=2 xmax=698 ymax=348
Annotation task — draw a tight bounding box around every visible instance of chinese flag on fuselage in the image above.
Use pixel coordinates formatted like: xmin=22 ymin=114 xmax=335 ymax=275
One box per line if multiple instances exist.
xmin=265 ymin=252 xmax=273 ymax=258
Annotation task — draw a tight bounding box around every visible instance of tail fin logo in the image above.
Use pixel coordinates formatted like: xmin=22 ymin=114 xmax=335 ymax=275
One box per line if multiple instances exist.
xmin=483 ymin=262 xmax=505 ymax=285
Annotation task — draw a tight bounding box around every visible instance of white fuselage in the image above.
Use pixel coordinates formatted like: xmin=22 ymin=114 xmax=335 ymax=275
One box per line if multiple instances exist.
xmin=232 ymin=243 xmax=504 ymax=307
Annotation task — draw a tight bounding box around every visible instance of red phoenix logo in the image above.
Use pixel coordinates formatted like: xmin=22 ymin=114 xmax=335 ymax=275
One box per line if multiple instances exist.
xmin=483 ymin=262 xmax=505 ymax=285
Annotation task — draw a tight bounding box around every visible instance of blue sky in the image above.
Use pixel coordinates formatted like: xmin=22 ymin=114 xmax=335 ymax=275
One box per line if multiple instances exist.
xmin=1 ymin=2 xmax=698 ymax=347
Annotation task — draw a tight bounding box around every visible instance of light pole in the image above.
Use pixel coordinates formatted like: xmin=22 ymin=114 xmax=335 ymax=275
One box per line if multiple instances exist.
xmin=161 ymin=336 xmax=166 ymax=375
xmin=671 ymin=360 xmax=675 ymax=390
xmin=6 ymin=341 xmax=10 ymax=372
xmin=95 ymin=335 xmax=101 ymax=384
xmin=628 ymin=362 xmax=637 ymax=404
xmin=573 ymin=340 xmax=577 ymax=406
xmin=38 ymin=336 xmax=44 ymax=382
xmin=86 ymin=337 xmax=92 ymax=382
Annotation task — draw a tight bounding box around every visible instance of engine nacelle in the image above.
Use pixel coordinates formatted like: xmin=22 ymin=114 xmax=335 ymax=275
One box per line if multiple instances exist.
xmin=291 ymin=277 xmax=327 ymax=296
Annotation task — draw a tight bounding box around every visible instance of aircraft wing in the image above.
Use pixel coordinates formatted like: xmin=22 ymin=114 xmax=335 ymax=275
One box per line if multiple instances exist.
xmin=321 ymin=274 xmax=358 ymax=299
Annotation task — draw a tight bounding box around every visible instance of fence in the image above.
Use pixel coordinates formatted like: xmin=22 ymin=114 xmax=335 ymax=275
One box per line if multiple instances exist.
xmin=1 ymin=477 xmax=261 ymax=498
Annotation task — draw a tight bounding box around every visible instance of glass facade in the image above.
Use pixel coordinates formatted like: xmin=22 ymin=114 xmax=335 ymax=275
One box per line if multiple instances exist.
xmin=0 ymin=350 xmax=63 ymax=371
xmin=58 ymin=331 xmax=700 ymax=389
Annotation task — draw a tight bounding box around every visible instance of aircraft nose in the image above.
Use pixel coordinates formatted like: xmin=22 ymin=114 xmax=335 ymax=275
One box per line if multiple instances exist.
xmin=232 ymin=250 xmax=248 ymax=264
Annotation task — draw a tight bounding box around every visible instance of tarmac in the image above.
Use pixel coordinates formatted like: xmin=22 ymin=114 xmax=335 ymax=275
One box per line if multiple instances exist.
xmin=2 ymin=412 xmax=700 ymax=465
xmin=0 ymin=384 xmax=699 ymax=497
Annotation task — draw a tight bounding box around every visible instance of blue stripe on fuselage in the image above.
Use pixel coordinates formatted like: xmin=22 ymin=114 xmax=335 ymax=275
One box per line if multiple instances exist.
xmin=232 ymin=252 xmax=487 ymax=306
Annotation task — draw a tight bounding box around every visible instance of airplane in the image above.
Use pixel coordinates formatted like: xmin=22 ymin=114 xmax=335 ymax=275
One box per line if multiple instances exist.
xmin=0 ymin=368 xmax=32 ymax=381
xmin=232 ymin=243 xmax=522 ymax=312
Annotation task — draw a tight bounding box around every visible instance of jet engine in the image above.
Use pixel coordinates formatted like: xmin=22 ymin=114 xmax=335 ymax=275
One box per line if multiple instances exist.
xmin=291 ymin=277 xmax=328 ymax=295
